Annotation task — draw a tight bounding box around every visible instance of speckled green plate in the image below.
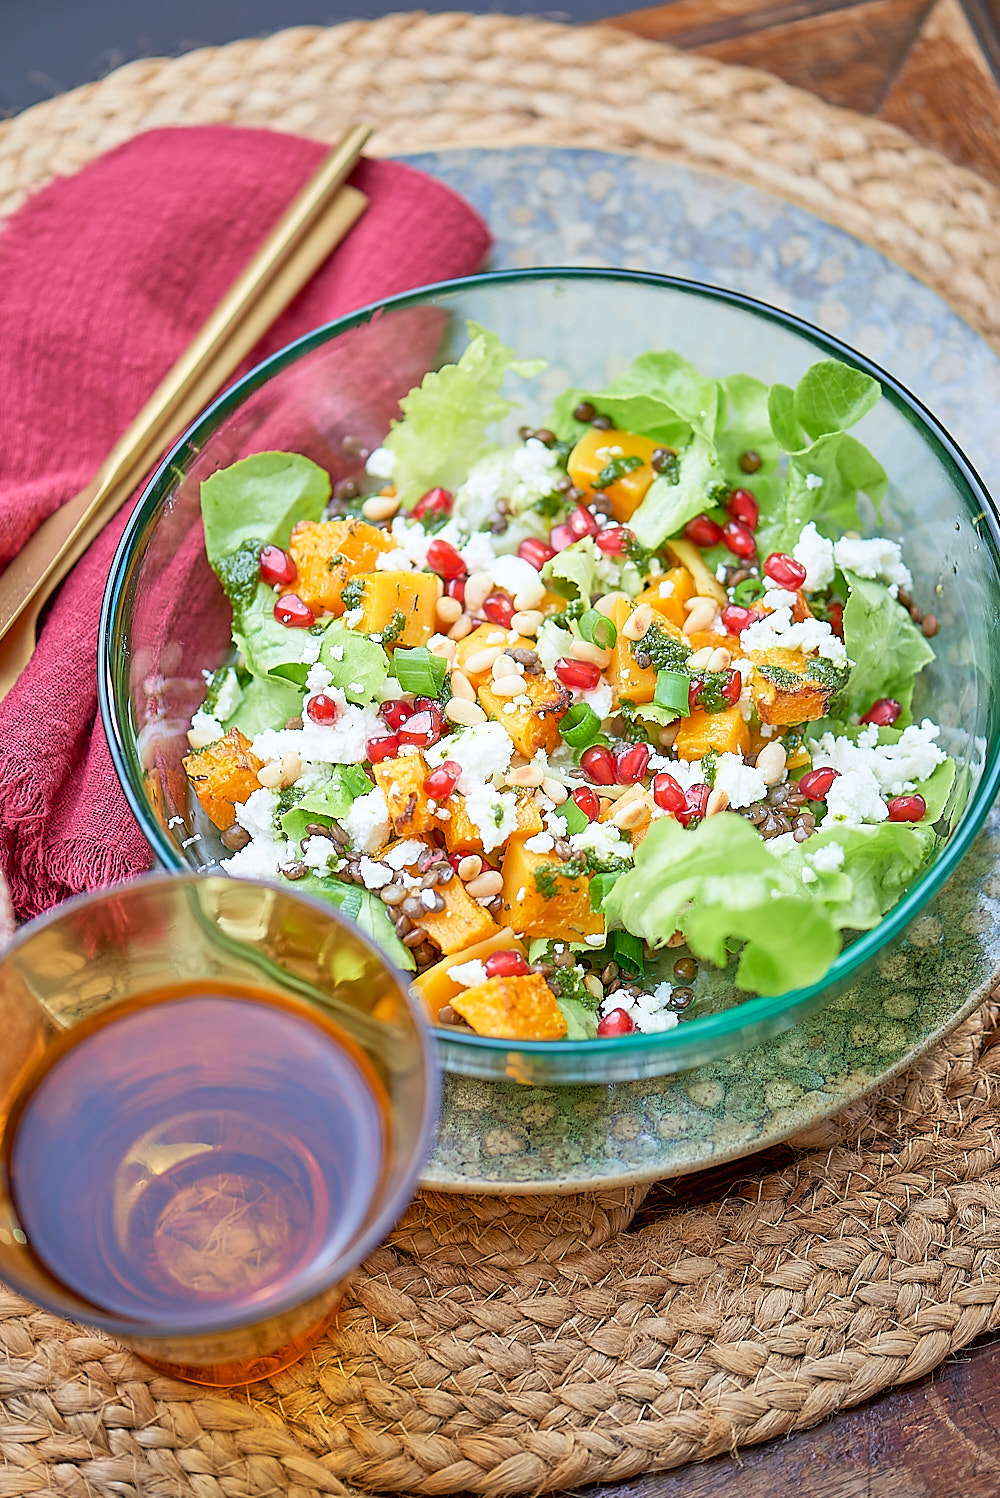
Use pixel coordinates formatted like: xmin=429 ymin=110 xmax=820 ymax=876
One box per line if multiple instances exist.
xmin=404 ymin=146 xmax=1000 ymax=1192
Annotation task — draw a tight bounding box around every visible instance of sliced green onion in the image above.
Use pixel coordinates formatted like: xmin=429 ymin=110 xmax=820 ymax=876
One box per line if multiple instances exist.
xmin=654 ymin=669 xmax=691 ymax=716
xmin=611 ymin=930 xmax=645 ymax=975
xmin=732 ymin=576 xmax=766 ymax=606
xmin=588 ymin=871 xmax=620 ymax=912
xmin=560 ymin=796 xmax=590 ymax=835
xmin=579 ymin=609 xmax=617 ymax=650
xmin=560 ymin=702 xmax=602 ymax=747
xmin=393 ymin=647 xmax=446 ymax=696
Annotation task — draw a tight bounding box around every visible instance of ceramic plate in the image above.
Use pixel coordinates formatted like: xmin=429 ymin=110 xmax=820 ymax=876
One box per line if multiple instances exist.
xmin=396 ymin=146 xmax=1000 ymax=1192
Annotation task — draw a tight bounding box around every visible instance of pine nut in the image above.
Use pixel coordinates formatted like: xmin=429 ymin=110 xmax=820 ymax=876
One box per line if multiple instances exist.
xmin=280 ymin=751 xmax=302 ymax=787
xmin=256 ymin=761 xmax=284 ymax=789
xmin=506 ymin=763 xmax=544 ymax=787
xmin=457 ymin=855 xmax=483 ymax=881
xmin=510 ymin=609 xmax=543 ymax=636
xmin=436 ymin=595 xmax=463 ymax=624
xmin=466 ymin=871 xmax=503 ymax=899
xmin=186 ymin=728 xmax=218 ymax=750
xmin=464 ymin=646 xmax=503 ymax=675
xmin=570 ymin=639 xmax=612 ymax=668
xmin=683 ymin=595 xmax=704 ymax=613
xmin=447 ymin=613 xmax=474 ymax=641
xmin=612 ymin=799 xmax=650 ymax=830
xmin=687 ymin=647 xmax=714 ymax=670
xmin=492 ymin=654 xmax=522 ymax=679
xmin=755 ymin=740 xmax=788 ymax=785
xmin=584 ymin=974 xmax=604 ymax=1001
xmin=541 ymin=777 xmax=568 ymax=805
xmin=596 ymin=591 xmax=629 ymax=617
xmin=513 ymin=581 xmax=546 ymax=612
xmin=622 ymin=603 xmax=653 ymax=641
xmin=361 ymin=493 xmax=400 ymax=521
xmin=706 ymin=787 xmax=730 ymax=817
xmin=464 ymin=572 xmax=494 ymax=615
xmin=683 ymin=600 xmax=718 ymax=635
xmin=449 ymin=669 xmax=476 ymax=701
xmin=429 ymin=635 xmax=457 ymax=660
xmin=707 ymin=647 xmax=732 ymax=672
xmin=489 ymin=674 xmax=527 ymax=697
xmin=445 ymin=697 xmax=487 ymax=726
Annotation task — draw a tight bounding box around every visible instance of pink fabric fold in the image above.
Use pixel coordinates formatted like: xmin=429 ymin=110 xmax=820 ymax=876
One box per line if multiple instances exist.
xmin=0 ymin=125 xmax=491 ymax=919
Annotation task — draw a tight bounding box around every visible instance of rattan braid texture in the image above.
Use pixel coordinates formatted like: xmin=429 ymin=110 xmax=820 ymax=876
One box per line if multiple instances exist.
xmin=4 ymin=16 xmax=1000 ymax=1496
xmin=1 ymin=13 xmax=1000 ymax=349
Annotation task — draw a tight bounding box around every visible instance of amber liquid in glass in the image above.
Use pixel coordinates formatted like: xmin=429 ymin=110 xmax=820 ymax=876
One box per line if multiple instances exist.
xmin=3 ymin=985 xmax=388 ymax=1332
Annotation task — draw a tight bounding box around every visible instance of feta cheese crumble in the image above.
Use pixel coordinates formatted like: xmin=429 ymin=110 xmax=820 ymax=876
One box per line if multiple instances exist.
xmin=447 ymin=959 xmax=488 ymax=988
xmin=791 ymin=522 xmax=835 ymax=592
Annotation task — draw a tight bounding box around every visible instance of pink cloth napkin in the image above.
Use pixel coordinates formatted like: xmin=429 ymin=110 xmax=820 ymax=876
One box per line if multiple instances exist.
xmin=0 ymin=125 xmax=491 ymax=919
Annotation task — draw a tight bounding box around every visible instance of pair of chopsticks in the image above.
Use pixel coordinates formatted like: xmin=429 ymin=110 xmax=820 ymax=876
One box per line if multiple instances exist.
xmin=0 ymin=123 xmax=372 ymax=702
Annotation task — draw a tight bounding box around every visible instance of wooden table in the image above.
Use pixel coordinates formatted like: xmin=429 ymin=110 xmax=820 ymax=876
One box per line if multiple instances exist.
xmin=581 ymin=10 xmax=1000 ymax=1492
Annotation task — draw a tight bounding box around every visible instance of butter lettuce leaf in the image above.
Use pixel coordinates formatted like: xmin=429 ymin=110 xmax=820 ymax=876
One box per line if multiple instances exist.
xmin=840 ymin=572 xmax=935 ymax=721
xmin=792 ymin=360 xmax=882 ymax=439
xmin=603 ymin=814 xmax=839 ymax=995
xmin=232 ymin=582 xmax=327 ymax=687
xmin=770 ymin=820 xmax=937 ymax=933
xmin=296 ymin=873 xmax=415 ymax=972
xmin=221 ymin=672 xmax=302 ymax=736
xmin=384 ymin=323 xmax=544 ymax=507
xmin=319 ymin=622 xmax=392 ymax=704
xmin=550 ymin=349 xmax=716 ymax=447
xmin=201 ymin=452 xmax=330 ymax=570
xmin=541 ymin=536 xmax=599 ymax=604
xmin=628 ymin=433 xmax=726 ymax=549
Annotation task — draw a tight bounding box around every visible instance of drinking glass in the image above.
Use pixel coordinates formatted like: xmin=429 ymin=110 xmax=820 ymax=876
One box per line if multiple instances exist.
xmin=0 ymin=872 xmax=439 ymax=1385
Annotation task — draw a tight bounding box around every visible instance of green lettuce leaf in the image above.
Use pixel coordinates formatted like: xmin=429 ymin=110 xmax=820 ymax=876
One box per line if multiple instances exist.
xmin=279 ymin=765 xmax=373 ymax=842
xmin=296 ymin=872 xmax=415 ymax=972
xmin=760 ymin=435 xmax=887 ymax=555
xmin=232 ymin=583 xmax=328 ymax=687
xmin=840 ymin=572 xmax=935 ymax=720
xmin=713 ymin=373 xmax=783 ymax=520
xmin=541 ymin=536 xmax=599 ymax=604
xmin=770 ymin=820 xmax=936 ymax=932
xmin=384 ymin=324 xmax=544 ymax=507
xmin=556 ymin=994 xmax=599 ymax=1040
xmin=792 ymin=360 xmax=882 ymax=439
xmin=201 ymin=452 xmax=330 ymax=570
xmin=603 ymin=814 xmax=839 ymax=995
xmin=319 ymin=622 xmax=392 ymax=704
xmin=550 ymin=349 xmax=716 ymax=447
xmin=628 ymin=433 xmax=726 ymax=549
xmin=221 ymin=673 xmax=302 ymax=736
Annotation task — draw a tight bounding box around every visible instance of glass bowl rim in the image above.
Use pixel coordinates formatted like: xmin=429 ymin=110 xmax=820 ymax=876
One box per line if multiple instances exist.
xmin=0 ymin=870 xmax=441 ymax=1336
xmin=99 ymin=265 xmax=1000 ymax=1063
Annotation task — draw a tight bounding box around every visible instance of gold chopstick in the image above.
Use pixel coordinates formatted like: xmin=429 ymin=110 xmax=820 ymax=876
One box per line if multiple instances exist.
xmin=0 ymin=123 xmax=372 ymax=699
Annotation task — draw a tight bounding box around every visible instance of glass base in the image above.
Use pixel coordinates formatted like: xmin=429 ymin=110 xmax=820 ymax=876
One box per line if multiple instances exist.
xmin=135 ymin=1304 xmax=340 ymax=1386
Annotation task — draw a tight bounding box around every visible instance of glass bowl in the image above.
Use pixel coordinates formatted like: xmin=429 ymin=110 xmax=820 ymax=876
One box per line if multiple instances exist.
xmin=100 ymin=269 xmax=1000 ymax=1086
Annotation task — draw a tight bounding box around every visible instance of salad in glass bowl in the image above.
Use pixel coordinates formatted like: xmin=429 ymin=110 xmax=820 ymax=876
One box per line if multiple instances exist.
xmin=180 ymin=325 xmax=955 ymax=1046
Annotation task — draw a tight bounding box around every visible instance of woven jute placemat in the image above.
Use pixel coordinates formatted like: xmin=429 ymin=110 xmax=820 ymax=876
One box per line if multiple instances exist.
xmin=3 ymin=16 xmax=1000 ymax=1496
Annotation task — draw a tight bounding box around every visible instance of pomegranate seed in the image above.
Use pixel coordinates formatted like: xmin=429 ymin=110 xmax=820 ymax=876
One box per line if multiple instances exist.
xmin=652 ymin=772 xmax=687 ymax=814
xmin=414 ymin=699 xmax=445 ymax=734
xmin=444 ymin=577 xmax=466 ymax=604
xmin=571 ymin=786 xmax=601 ymax=822
xmin=798 ymin=767 xmax=841 ymax=800
xmin=398 ymin=710 xmax=441 ymax=747
xmin=721 ymin=604 xmax=757 ymax=635
xmin=259 ymin=544 xmax=296 ymax=587
xmin=423 ymin=760 xmax=462 ymax=799
xmin=722 ymin=520 xmax=757 ymax=559
xmin=379 ymin=698 xmax=413 ymax=730
xmin=568 ymin=504 xmax=600 ymax=540
xmin=549 ymin=523 xmax=576 ymax=552
xmin=426 ymin=538 xmax=466 ymax=579
xmin=482 ymin=592 xmax=515 ymax=628
xmin=676 ymin=783 xmax=710 ymax=827
xmin=887 ymin=794 xmax=926 ymax=823
xmin=595 ymin=526 xmax=632 ymax=555
xmin=484 ymin=949 xmax=530 ymax=979
xmin=828 ymin=601 xmax=845 ymax=638
xmin=306 ymin=693 xmax=339 ymax=724
xmin=684 ymin=514 xmax=723 ymax=548
xmin=727 ymin=488 xmax=759 ymax=529
xmin=763 ymin=552 xmax=807 ymax=590
xmin=580 ymin=745 xmax=618 ymax=784
xmin=517 ymin=537 xmax=556 ymax=570
xmin=273 ymin=594 xmax=314 ymax=627
xmin=555 ymin=657 xmax=602 ymax=691
xmin=366 ymin=732 xmax=399 ymax=763
xmin=721 ymin=668 xmax=742 ymax=706
xmin=597 ymin=1007 xmax=636 ymax=1037
xmin=860 ymin=697 xmax=902 ymax=727
xmin=412 ymin=486 xmax=453 ymax=520
xmin=616 ymin=743 xmax=651 ymax=785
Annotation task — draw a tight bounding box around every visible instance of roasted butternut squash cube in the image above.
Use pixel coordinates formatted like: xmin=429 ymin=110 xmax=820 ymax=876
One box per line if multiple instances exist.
xmin=567 ymin=426 xmax=660 ymax=523
xmin=750 ymin=648 xmax=838 ymax=727
xmin=287 ymin=519 xmax=396 ymax=614
xmin=500 ymin=840 xmax=604 ymax=943
xmin=418 ymin=877 xmax=500 ymax=955
xmin=477 ymin=672 xmax=569 ymax=759
xmin=451 ymin=972 xmax=568 ymax=1041
xmin=674 ymin=705 xmax=751 ymax=761
xmin=411 ymin=927 xmax=527 ymax=1021
xmin=607 ymin=595 xmax=658 ymax=706
xmin=183 ymin=728 xmax=263 ymax=831
xmin=372 ymin=751 xmax=435 ymax=838
xmin=355 ymin=572 xmax=440 ymax=647
xmin=635 ymin=567 xmax=696 ymax=629
xmin=443 ymin=790 xmax=543 ymax=855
